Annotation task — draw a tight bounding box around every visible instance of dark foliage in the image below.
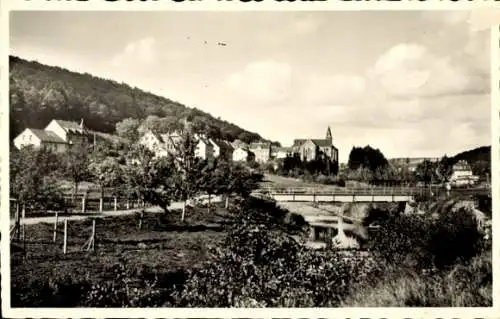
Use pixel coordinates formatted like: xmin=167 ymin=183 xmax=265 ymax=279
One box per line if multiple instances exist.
xmin=368 ymin=205 xmax=485 ymax=271
xmin=277 ymin=154 xmax=339 ymax=177
xmin=173 ymin=199 xmax=382 ymax=307
xmin=348 ymin=145 xmax=389 ymax=172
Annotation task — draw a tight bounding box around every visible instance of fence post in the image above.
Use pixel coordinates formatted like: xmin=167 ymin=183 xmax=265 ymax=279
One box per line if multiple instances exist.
xmin=63 ymin=219 xmax=68 ymax=254
xmin=53 ymin=212 xmax=58 ymax=242
xmin=326 ymin=227 xmax=333 ymax=249
xmin=91 ymin=219 xmax=96 ymax=252
xmin=138 ymin=211 xmax=144 ymax=230
xmin=114 ymin=196 xmax=118 ymax=211
xmin=21 ymin=204 xmax=26 ymax=240
xmin=81 ymin=195 xmax=86 ymax=214
xmin=15 ymin=201 xmax=20 ymax=242
xmin=99 ymin=197 xmax=104 ymax=213
xmin=126 ymin=198 xmax=130 ymax=210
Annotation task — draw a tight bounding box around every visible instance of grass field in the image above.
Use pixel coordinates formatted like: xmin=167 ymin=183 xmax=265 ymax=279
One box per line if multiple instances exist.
xmin=11 ymin=204 xmax=232 ymax=307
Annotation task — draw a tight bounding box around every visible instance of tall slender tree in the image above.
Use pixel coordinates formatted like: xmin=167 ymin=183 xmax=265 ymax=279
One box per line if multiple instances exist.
xmin=168 ymin=128 xmax=204 ymax=222
xmin=62 ymin=141 xmax=91 ymax=203
xmin=88 ymin=151 xmax=122 ymax=212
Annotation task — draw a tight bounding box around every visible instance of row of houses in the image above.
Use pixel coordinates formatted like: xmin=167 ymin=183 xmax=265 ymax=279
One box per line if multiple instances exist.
xmin=13 ymin=119 xmax=128 ymax=153
xmin=14 ymin=119 xmax=98 ymax=151
xmin=13 ymin=119 xmax=340 ymax=166
xmin=13 ymin=119 xmax=481 ymax=186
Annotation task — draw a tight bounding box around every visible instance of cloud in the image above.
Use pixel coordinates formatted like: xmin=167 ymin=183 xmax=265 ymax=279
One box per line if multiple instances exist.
xmin=299 ymin=74 xmax=366 ymax=106
xmin=368 ymin=42 xmax=488 ymax=99
xmin=225 ymin=60 xmax=365 ymax=107
xmin=225 ymin=60 xmax=293 ymax=105
xmin=111 ymin=37 xmax=157 ymax=68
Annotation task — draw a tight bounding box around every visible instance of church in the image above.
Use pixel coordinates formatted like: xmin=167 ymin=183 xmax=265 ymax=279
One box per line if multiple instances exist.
xmin=291 ymin=126 xmax=339 ymax=162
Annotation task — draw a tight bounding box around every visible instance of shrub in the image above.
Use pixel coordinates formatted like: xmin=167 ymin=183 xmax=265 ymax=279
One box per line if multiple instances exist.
xmin=429 ymin=207 xmax=484 ymax=269
xmin=368 ymin=203 xmax=485 ymax=271
xmin=174 ymin=199 xmax=383 ymax=307
xmin=11 ymin=273 xmax=92 ymax=307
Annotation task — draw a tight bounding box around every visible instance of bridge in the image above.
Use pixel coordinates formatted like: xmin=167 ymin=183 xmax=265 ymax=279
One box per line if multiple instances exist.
xmin=256 ymin=186 xmax=424 ymax=203
xmin=255 ymin=186 xmax=424 ymax=249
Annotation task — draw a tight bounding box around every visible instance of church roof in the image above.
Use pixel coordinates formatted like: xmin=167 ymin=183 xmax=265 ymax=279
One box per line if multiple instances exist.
xmin=311 ymin=139 xmax=332 ymax=147
xmin=293 ymin=138 xmax=333 ymax=148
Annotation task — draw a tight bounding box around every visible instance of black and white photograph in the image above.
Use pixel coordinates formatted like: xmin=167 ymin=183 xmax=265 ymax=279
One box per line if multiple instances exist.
xmin=6 ymin=10 xmax=494 ymax=310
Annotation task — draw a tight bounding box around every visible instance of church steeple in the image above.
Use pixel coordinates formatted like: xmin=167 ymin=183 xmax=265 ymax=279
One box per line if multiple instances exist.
xmin=326 ymin=126 xmax=332 ymax=143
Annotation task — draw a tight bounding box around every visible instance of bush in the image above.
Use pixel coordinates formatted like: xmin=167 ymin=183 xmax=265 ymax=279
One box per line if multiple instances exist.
xmin=368 ymin=203 xmax=485 ymax=271
xmin=430 ymin=208 xmax=484 ymax=269
xmin=173 ymin=199 xmax=383 ymax=307
xmin=368 ymin=213 xmax=435 ymax=270
xmin=11 ymin=273 xmax=92 ymax=307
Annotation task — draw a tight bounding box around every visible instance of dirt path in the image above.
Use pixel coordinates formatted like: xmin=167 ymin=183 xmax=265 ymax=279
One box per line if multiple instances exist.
xmin=12 ymin=196 xmax=222 ymax=226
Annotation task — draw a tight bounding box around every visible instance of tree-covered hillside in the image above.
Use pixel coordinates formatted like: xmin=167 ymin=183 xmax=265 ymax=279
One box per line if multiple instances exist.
xmin=452 ymin=146 xmax=490 ymax=164
xmin=9 ymin=56 xmax=265 ymax=143
xmin=451 ymin=145 xmax=490 ymax=177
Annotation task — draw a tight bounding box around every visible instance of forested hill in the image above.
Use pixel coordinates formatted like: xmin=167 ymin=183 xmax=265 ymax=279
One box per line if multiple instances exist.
xmin=452 ymin=146 xmax=490 ymax=164
xmin=9 ymin=56 xmax=266 ymax=143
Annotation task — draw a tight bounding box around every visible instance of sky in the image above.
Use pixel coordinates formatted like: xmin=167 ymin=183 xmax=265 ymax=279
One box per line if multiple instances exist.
xmin=10 ymin=11 xmax=491 ymax=163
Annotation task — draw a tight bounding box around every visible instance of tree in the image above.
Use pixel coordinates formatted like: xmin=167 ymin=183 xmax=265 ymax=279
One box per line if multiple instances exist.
xmin=115 ymin=118 xmax=140 ymax=142
xmin=470 ymin=160 xmax=490 ymax=179
xmin=61 ymin=142 xmax=91 ymax=202
xmin=88 ymin=151 xmax=123 ymax=212
xmin=436 ymin=155 xmax=454 ymax=183
xmin=122 ymin=144 xmax=166 ymax=210
xmin=415 ymin=160 xmax=438 ymax=187
xmin=198 ymin=159 xmax=219 ymax=214
xmin=168 ymin=129 xmax=205 ymax=221
xmin=137 ymin=115 xmax=163 ymax=136
xmin=10 ymin=147 xmax=64 ymax=214
xmin=143 ymin=156 xmax=177 ymax=212
xmin=226 ymin=163 xmax=263 ymax=205
xmin=347 ymin=146 xmax=388 ymax=172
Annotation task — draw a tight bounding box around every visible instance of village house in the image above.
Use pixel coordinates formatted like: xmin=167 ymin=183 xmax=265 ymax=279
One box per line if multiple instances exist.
xmin=194 ymin=134 xmax=215 ymax=160
xmin=272 ymin=146 xmax=293 ymax=159
xmin=232 ymin=146 xmax=254 ymax=162
xmin=249 ymin=142 xmax=272 ymax=163
xmin=13 ymin=119 xmax=95 ymax=152
xmin=210 ymin=139 xmax=234 ymax=162
xmin=450 ymin=160 xmax=479 ymax=186
xmin=291 ymin=126 xmax=339 ymax=162
xmin=138 ymin=131 xmax=172 ymax=157
xmin=139 ymin=130 xmax=226 ymax=161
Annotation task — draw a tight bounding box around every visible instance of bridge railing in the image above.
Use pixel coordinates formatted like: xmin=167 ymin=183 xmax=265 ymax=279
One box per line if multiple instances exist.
xmin=257 ymin=186 xmax=427 ymax=196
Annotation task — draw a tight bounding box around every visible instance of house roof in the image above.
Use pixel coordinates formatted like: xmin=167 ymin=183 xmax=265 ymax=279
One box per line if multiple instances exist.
xmin=53 ymin=119 xmax=85 ymax=132
xmin=29 ymin=129 xmax=67 ymax=144
xmin=273 ymin=146 xmax=292 ymax=153
xmin=292 ymin=139 xmax=307 ymax=147
xmin=249 ymin=142 xmax=271 ymax=149
xmin=211 ymin=139 xmax=234 ymax=151
xmin=453 ymin=160 xmax=472 ymax=171
xmin=234 ymin=146 xmax=249 ymax=152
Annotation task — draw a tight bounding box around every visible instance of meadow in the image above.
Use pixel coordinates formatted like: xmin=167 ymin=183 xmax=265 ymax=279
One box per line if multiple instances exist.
xmin=11 ymin=195 xmax=492 ymax=307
